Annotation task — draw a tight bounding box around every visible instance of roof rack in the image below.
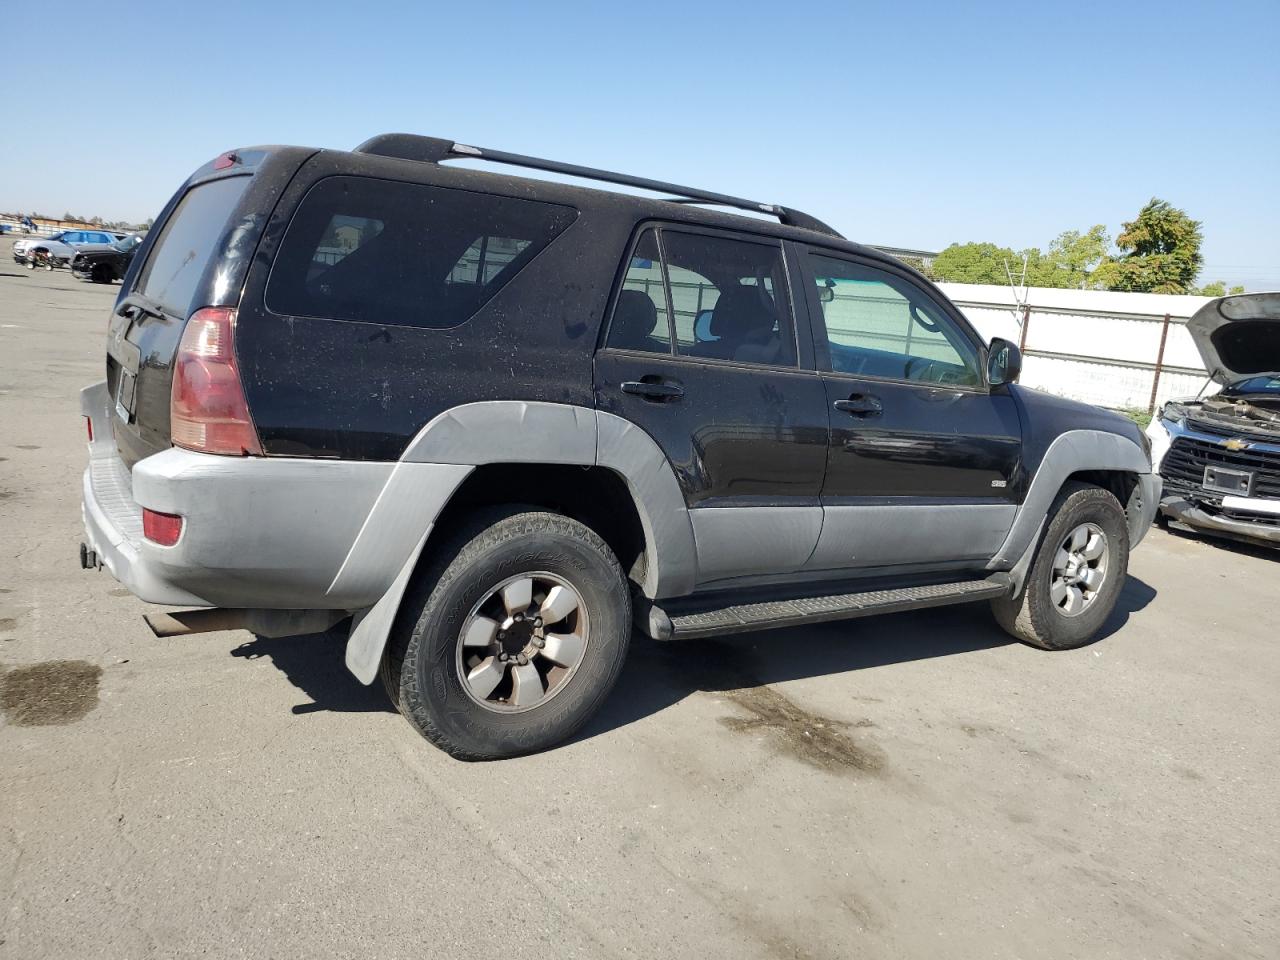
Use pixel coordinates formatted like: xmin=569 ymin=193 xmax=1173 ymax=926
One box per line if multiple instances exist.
xmin=353 ymin=133 xmax=844 ymax=239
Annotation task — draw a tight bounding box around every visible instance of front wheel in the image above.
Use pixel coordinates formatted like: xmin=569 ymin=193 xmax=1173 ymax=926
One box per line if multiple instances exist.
xmin=992 ymin=482 xmax=1129 ymax=650
xmin=383 ymin=509 xmax=632 ymax=760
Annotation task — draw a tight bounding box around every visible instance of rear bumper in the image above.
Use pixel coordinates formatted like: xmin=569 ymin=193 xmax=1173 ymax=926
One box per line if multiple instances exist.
xmin=1159 ymin=496 xmax=1280 ymax=546
xmin=79 ymin=381 xmax=471 ymax=609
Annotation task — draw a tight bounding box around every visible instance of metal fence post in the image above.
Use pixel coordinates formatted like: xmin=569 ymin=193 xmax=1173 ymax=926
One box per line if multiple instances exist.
xmin=1018 ymin=304 xmax=1031 ymax=351
xmin=1148 ymin=313 xmax=1172 ymax=415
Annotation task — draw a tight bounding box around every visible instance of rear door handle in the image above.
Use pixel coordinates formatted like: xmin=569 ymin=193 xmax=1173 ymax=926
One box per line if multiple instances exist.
xmin=622 ymin=379 xmax=684 ymax=401
xmin=834 ymin=394 xmax=882 ymax=416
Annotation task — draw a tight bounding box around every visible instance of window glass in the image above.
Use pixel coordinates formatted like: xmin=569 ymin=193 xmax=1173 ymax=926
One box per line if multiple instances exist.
xmin=808 ymin=255 xmax=980 ymax=386
xmin=607 ymin=229 xmax=671 ymax=352
xmin=137 ymin=175 xmax=251 ymax=317
xmin=660 ymin=230 xmax=795 ymax=367
xmin=267 ymin=176 xmax=577 ymax=329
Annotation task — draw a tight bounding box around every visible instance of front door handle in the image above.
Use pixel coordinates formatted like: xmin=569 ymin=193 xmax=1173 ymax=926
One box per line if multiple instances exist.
xmin=622 ymin=379 xmax=684 ymax=402
xmin=834 ymin=394 xmax=882 ymax=416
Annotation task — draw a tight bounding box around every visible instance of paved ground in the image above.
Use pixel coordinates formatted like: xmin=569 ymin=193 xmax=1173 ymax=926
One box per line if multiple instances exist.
xmin=1 ymin=246 xmax=1277 ymax=959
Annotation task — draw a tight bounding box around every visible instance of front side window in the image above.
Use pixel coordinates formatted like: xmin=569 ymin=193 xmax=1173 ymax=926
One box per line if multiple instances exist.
xmin=605 ymin=227 xmax=795 ymax=367
xmin=266 ymin=176 xmax=577 ymax=329
xmin=808 ymin=255 xmax=980 ymax=386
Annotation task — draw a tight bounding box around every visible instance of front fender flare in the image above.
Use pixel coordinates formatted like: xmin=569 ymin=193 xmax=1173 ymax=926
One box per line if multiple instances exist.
xmin=989 ymin=429 xmax=1153 ymax=575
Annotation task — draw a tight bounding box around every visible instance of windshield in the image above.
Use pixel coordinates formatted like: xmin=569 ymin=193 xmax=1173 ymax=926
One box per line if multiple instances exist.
xmin=1226 ymin=375 xmax=1280 ymax=395
xmin=112 ymin=236 xmax=141 ymax=253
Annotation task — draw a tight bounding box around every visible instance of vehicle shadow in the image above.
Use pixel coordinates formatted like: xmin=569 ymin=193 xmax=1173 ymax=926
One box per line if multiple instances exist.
xmin=1159 ymin=522 xmax=1280 ymax=563
xmin=230 ymin=625 xmax=396 ymax=715
xmin=574 ymin=573 xmax=1158 ymax=745
xmin=226 ymin=575 xmax=1156 ymax=733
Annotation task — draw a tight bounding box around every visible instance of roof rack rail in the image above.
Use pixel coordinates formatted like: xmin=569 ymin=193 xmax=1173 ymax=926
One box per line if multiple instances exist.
xmin=353 ymin=133 xmax=844 ymax=239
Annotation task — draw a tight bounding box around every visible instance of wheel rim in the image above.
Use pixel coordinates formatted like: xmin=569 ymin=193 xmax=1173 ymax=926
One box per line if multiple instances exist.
xmin=455 ymin=571 xmax=590 ymax=713
xmin=1050 ymin=522 xmax=1109 ymax=617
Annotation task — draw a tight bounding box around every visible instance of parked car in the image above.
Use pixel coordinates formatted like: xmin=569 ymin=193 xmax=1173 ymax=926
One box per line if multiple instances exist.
xmin=13 ymin=229 xmax=120 ymax=267
xmin=71 ymin=236 xmax=143 ymax=283
xmin=79 ymin=136 xmax=1159 ymax=759
xmin=1146 ymin=292 xmax=1280 ymax=547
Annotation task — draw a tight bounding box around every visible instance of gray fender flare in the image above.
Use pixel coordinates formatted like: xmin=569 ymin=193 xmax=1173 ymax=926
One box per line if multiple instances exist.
xmin=989 ymin=429 xmax=1154 ymax=588
xmin=344 ymin=401 xmax=695 ymax=684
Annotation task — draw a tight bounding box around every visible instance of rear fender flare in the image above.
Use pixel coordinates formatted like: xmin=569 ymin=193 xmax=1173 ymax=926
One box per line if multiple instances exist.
xmin=343 ymin=401 xmax=695 ymax=684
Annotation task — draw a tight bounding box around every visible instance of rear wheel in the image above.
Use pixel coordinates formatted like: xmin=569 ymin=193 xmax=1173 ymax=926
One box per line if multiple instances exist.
xmin=383 ymin=509 xmax=632 ymax=760
xmin=992 ymin=482 xmax=1129 ymax=650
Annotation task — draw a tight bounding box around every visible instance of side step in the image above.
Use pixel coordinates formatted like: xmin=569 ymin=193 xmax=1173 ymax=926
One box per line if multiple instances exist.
xmin=666 ymin=575 xmax=1012 ymax=640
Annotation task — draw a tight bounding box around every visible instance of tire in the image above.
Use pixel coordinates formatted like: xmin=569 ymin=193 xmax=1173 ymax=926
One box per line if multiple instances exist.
xmin=992 ymin=481 xmax=1129 ymax=650
xmin=382 ymin=509 xmax=632 ymax=760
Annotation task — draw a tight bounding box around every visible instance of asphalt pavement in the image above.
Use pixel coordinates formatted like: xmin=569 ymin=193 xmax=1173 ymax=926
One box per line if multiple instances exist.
xmin=1 ymin=248 xmax=1276 ymax=959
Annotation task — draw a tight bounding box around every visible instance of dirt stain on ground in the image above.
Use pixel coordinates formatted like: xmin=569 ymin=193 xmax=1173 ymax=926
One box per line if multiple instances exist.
xmin=14 ymin=444 xmax=40 ymax=450
xmin=0 ymin=660 xmax=102 ymax=725
xmin=107 ymin=588 xmax=132 ymax=598
xmin=0 ymin=617 xmax=17 ymax=631
xmin=719 ymin=684 xmax=886 ymax=775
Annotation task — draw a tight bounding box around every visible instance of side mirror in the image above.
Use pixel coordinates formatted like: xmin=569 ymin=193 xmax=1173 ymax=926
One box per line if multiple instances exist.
xmin=819 ymin=279 xmax=836 ymax=303
xmin=987 ymin=337 xmax=1022 ymax=386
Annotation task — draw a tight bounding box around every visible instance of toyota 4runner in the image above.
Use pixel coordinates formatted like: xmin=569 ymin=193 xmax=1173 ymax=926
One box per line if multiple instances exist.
xmin=81 ymin=135 xmax=1160 ymax=759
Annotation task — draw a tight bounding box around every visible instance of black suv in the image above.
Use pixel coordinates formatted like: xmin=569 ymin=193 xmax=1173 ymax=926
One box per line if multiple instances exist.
xmin=80 ymin=135 xmax=1159 ymax=759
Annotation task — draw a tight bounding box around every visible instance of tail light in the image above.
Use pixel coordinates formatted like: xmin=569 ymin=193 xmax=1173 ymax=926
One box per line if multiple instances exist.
xmin=170 ymin=307 xmax=263 ymax=456
xmin=84 ymin=415 xmax=94 ymax=442
xmin=142 ymin=508 xmax=183 ymax=546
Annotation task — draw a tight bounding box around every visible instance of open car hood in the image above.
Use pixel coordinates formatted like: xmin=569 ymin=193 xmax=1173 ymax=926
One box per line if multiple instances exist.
xmin=1187 ymin=293 xmax=1280 ymax=384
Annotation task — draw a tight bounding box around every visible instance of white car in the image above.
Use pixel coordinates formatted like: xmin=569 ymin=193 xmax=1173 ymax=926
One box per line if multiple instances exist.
xmin=13 ymin=229 xmax=125 ymax=267
xmin=1146 ymin=292 xmax=1280 ymax=547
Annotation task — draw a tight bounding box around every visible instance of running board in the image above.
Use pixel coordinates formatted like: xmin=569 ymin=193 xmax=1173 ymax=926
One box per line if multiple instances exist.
xmin=665 ymin=575 xmax=1012 ymax=640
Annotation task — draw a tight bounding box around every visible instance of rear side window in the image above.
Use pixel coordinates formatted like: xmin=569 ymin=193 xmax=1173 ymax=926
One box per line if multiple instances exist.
xmin=136 ymin=175 xmax=251 ymax=317
xmin=613 ymin=228 xmax=796 ymax=367
xmin=266 ymin=176 xmax=577 ymax=329
xmin=607 ymin=229 xmax=672 ymax=352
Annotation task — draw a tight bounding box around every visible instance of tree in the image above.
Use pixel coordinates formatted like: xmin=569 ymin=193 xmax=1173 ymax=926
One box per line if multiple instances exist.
xmin=895 ymin=255 xmax=934 ymax=278
xmin=1195 ymin=281 xmax=1245 ymax=297
xmin=1092 ymin=198 xmax=1203 ymax=294
xmin=931 ymin=242 xmax=1021 ymax=285
xmin=1032 ymin=225 xmax=1110 ymax=288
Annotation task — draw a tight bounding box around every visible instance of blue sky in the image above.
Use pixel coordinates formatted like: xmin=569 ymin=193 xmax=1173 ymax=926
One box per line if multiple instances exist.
xmin=3 ymin=0 xmax=1277 ymax=287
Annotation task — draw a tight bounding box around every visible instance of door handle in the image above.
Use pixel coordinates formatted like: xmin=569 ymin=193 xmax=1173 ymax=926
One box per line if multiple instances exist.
xmin=622 ymin=379 xmax=684 ymax=402
xmin=834 ymin=394 xmax=882 ymax=416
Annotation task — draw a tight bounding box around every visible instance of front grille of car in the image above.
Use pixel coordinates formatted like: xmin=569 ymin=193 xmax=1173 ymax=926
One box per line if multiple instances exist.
xmin=1162 ymin=437 xmax=1280 ymax=499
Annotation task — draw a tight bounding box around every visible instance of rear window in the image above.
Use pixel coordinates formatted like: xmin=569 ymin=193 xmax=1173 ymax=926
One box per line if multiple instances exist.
xmin=265 ymin=176 xmax=577 ymax=329
xmin=135 ymin=175 xmax=250 ymax=317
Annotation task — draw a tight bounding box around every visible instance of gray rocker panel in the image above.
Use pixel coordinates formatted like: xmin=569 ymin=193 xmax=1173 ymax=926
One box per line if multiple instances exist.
xmin=807 ymin=502 xmax=1018 ymax=571
xmin=689 ymin=506 xmax=823 ymax=584
xmin=989 ymin=429 xmax=1153 ymax=569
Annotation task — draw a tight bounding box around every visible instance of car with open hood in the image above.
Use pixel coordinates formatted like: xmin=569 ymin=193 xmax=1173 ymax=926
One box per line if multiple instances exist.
xmin=1146 ymin=292 xmax=1280 ymax=547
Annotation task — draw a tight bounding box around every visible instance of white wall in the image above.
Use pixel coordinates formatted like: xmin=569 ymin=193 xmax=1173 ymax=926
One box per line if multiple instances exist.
xmin=937 ymin=283 xmax=1215 ymax=410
